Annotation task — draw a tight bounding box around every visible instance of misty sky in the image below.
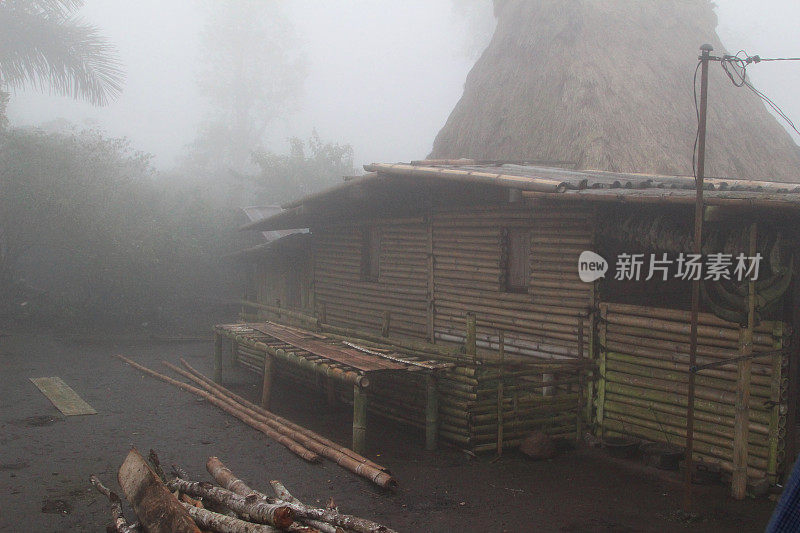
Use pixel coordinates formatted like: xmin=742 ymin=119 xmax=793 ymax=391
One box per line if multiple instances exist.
xmin=6 ymin=0 xmax=800 ymax=171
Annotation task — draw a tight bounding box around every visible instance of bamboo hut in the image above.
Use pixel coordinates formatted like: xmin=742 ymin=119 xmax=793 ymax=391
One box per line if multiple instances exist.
xmin=220 ymin=162 xmax=800 ymax=496
xmin=430 ymin=0 xmax=800 ymax=181
xmin=215 ymin=0 xmax=800 ymax=500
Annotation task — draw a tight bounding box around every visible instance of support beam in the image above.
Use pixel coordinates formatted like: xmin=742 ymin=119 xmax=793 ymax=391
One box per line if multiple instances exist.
xmin=732 ymin=222 xmax=757 ymax=500
xmin=465 ymin=312 xmax=477 ymax=359
xmin=213 ymin=333 xmax=224 ymax=382
xmin=381 ymin=311 xmax=391 ymax=337
xmin=425 ymin=373 xmax=439 ymax=451
xmin=260 ymin=353 xmax=274 ymax=410
xmin=353 ymin=385 xmax=368 ymax=455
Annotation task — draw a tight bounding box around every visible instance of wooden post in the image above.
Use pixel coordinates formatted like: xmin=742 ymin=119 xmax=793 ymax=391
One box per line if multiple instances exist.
xmin=465 ymin=312 xmax=477 ymax=359
xmin=425 ymin=373 xmax=438 ymax=451
xmin=427 ymin=213 xmax=436 ymax=343
xmin=353 ymin=385 xmax=367 ymax=455
xmin=732 ymin=222 xmax=757 ymax=500
xmin=767 ymin=324 xmax=783 ymax=484
xmin=596 ymin=306 xmax=608 ymax=436
xmin=496 ymin=330 xmax=505 ymax=456
xmin=213 ymin=333 xmax=224 ymax=382
xmin=229 ymin=338 xmax=238 ymax=368
xmin=576 ymin=318 xmax=585 ymax=442
xmin=381 ymin=311 xmax=391 ymax=337
xmin=325 ymin=379 xmax=337 ymax=407
xmin=260 ymin=353 xmax=274 ymax=410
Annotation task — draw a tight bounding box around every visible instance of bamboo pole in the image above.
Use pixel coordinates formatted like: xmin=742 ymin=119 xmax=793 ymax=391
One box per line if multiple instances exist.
xmin=425 ymin=373 xmax=438 ymax=451
xmin=353 ymin=385 xmax=367 ymax=455
xmin=115 ymin=355 xmax=320 ymax=462
xmin=732 ymin=222 xmax=757 ymax=500
xmin=175 ymin=360 xmax=394 ymax=484
xmin=497 ymin=330 xmax=505 ymax=456
xmin=261 ymin=353 xmax=274 ymax=410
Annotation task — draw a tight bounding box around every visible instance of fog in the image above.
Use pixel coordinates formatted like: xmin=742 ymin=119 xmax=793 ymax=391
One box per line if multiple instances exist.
xmin=6 ymin=0 xmax=494 ymax=169
xmin=3 ymin=0 xmax=800 ymax=333
xmin=8 ymin=0 xmax=795 ymax=171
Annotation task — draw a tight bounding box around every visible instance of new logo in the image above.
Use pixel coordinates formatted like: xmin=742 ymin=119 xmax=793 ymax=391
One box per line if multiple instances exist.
xmin=579 ymin=251 xmax=608 ymax=282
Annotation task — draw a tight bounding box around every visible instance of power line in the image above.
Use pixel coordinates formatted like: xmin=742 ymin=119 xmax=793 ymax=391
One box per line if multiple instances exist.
xmin=717 ymin=50 xmax=800 ymax=137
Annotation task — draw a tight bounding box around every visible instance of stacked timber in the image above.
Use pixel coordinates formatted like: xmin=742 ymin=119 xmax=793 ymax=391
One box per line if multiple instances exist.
xmin=313 ymin=222 xmax=429 ymax=339
xmin=432 ymin=204 xmax=594 ymax=360
xmin=597 ymin=302 xmax=788 ymax=481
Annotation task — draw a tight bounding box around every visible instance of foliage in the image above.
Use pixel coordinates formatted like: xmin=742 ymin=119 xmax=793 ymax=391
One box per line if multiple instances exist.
xmin=0 ymin=127 xmax=250 ymax=331
xmin=0 ymin=0 xmax=123 ymax=105
xmin=190 ymin=0 xmax=306 ymax=172
xmin=250 ymin=132 xmax=354 ymax=204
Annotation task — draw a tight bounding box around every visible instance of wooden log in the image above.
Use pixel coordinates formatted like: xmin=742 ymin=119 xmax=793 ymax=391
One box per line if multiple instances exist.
xmin=270 ymin=480 xmax=399 ymax=533
xmin=117 ymin=448 xmax=201 ymax=533
xmin=205 ymin=459 xmax=335 ymax=533
xmin=89 ymin=475 xmax=138 ymax=533
xmin=182 ymin=504 xmax=283 ymax=533
xmin=168 ymin=479 xmax=294 ymax=529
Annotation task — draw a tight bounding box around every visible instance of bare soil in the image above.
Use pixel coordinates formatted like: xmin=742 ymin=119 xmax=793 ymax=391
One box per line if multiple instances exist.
xmin=0 ymin=333 xmax=777 ymax=532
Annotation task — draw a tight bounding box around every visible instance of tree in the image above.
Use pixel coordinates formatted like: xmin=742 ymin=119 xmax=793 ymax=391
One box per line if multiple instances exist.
xmin=0 ymin=0 xmax=123 ymax=106
xmin=250 ymin=132 xmax=354 ymax=204
xmin=190 ymin=0 xmax=306 ymax=172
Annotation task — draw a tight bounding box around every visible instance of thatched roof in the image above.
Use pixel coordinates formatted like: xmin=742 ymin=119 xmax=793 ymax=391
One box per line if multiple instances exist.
xmin=430 ymin=0 xmax=800 ymax=182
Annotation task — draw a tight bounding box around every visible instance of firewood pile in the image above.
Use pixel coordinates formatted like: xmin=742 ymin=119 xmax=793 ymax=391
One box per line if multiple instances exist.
xmin=91 ymin=450 xmax=398 ymax=533
xmin=114 ymin=355 xmax=396 ymax=489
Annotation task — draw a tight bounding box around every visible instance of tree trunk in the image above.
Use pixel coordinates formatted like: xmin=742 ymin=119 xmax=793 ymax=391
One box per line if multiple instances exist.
xmin=117 ymin=448 xmax=201 ymax=533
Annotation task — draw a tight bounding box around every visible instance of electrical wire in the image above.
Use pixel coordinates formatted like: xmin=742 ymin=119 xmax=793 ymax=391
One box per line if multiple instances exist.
xmin=719 ymin=51 xmax=800 ymax=137
xmin=692 ymin=60 xmax=702 ymax=186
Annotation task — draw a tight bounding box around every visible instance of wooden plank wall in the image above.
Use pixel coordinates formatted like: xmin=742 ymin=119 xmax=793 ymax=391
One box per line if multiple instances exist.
xmin=313 ymin=221 xmax=429 ymax=338
xmin=432 ymin=204 xmax=594 ymax=359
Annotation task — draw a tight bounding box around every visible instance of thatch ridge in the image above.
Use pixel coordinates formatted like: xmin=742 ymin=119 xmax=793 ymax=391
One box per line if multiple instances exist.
xmin=430 ymin=0 xmax=800 ymax=182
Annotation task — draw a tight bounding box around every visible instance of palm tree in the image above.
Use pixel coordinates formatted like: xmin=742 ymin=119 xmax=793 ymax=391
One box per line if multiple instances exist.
xmin=0 ymin=0 xmax=123 ymax=106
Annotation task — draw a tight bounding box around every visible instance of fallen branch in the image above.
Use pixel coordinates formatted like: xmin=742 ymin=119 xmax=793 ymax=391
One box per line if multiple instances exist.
xmin=171 ymin=360 xmax=395 ymax=489
xmin=206 ymin=457 xmax=339 ymax=533
xmin=115 ymin=355 xmax=319 ymax=463
xmin=269 ymin=481 xmax=399 ymax=533
xmin=89 ymin=475 xmax=139 ymax=533
xmin=167 ymin=478 xmax=294 ymax=529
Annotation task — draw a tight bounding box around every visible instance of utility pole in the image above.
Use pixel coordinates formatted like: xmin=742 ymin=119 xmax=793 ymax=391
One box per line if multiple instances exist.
xmin=684 ymin=43 xmax=714 ymax=513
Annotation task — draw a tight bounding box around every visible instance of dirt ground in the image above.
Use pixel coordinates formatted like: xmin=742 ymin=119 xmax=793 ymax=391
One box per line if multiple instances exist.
xmin=0 ymin=332 xmax=778 ymax=532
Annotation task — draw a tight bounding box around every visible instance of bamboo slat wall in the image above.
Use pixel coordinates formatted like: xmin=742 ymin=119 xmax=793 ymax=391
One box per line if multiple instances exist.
xmin=597 ymin=302 xmax=788 ymax=481
xmin=312 ymin=222 xmax=429 ymax=339
xmin=432 ymin=204 xmax=594 ymax=360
